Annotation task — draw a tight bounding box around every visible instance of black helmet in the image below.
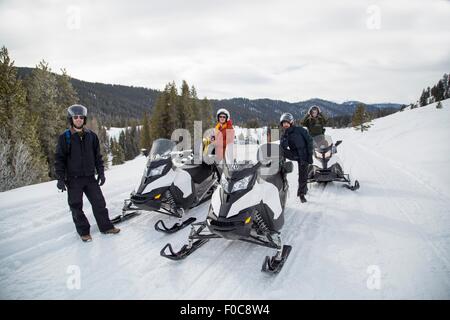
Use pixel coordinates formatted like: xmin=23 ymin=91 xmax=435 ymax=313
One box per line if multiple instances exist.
xmin=280 ymin=112 xmax=294 ymax=125
xmin=67 ymin=104 xmax=87 ymax=126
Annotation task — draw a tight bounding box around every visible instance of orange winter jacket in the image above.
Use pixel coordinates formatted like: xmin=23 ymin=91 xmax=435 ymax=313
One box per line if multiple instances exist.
xmin=214 ymin=119 xmax=234 ymax=161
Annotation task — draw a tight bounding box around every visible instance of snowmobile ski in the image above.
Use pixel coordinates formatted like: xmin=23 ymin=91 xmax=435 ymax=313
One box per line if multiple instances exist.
xmin=160 ymin=238 xmax=209 ymax=260
xmin=154 ymin=217 xmax=197 ymax=234
xmin=261 ymin=245 xmax=292 ymax=274
xmin=110 ymin=211 xmax=140 ymax=224
xmin=344 ymin=179 xmax=360 ymax=191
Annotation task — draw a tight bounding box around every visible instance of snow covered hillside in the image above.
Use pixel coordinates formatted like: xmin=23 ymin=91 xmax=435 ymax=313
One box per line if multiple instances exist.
xmin=107 ymin=126 xmax=142 ymax=141
xmin=1 ymin=100 xmax=449 ymax=299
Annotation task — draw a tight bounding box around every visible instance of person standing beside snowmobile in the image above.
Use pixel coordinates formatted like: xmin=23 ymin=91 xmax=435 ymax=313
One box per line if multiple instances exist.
xmin=54 ymin=105 xmax=120 ymax=242
xmin=280 ymin=113 xmax=313 ymax=203
xmin=301 ymin=105 xmax=328 ymax=137
xmin=212 ymin=108 xmax=235 ymax=162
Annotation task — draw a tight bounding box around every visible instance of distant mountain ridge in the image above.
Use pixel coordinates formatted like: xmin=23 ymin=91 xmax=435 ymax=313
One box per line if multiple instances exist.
xmin=211 ymin=97 xmax=402 ymax=125
xmin=16 ymin=67 xmax=402 ymax=126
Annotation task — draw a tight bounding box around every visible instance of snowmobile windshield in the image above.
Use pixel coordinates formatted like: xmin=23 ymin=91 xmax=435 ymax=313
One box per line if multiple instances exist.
xmin=222 ymin=144 xmax=259 ymax=173
xmin=221 ymin=160 xmax=259 ymax=194
xmin=313 ymin=135 xmax=333 ymax=152
xmin=148 ymin=139 xmax=176 ymax=160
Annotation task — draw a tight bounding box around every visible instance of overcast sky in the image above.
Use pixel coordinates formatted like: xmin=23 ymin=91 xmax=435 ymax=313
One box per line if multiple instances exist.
xmin=1 ymin=0 xmax=449 ymax=104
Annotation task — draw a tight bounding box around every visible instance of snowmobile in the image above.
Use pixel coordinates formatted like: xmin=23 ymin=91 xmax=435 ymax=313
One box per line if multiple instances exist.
xmin=111 ymin=138 xmax=219 ymax=233
xmin=160 ymin=143 xmax=294 ymax=274
xmin=307 ymin=134 xmax=359 ymax=190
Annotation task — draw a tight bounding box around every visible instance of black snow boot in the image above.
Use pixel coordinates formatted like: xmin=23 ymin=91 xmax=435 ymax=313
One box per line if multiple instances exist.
xmin=299 ymin=194 xmax=307 ymax=203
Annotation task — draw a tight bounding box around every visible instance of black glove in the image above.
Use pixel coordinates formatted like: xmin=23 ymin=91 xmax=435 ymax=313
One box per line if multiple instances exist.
xmin=322 ymin=128 xmax=326 ymax=134
xmin=97 ymin=174 xmax=106 ymax=186
xmin=57 ymin=179 xmax=66 ymax=192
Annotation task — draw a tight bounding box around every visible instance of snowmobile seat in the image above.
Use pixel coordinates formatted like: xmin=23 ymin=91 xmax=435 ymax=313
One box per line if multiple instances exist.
xmin=256 ymin=143 xmax=285 ymax=191
xmin=183 ymin=163 xmax=212 ymax=184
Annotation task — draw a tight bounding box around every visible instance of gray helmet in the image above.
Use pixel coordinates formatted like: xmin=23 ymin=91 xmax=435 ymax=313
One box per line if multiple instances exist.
xmin=280 ymin=112 xmax=294 ymax=125
xmin=67 ymin=104 xmax=88 ymax=126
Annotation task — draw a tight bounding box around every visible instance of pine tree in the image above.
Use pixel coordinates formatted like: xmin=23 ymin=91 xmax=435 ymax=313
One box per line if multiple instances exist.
xmin=190 ymin=85 xmax=200 ymax=123
xmin=129 ymin=124 xmax=140 ymax=158
xmin=149 ymin=94 xmax=168 ymax=140
xmin=180 ymin=80 xmax=194 ymax=134
xmin=352 ymin=104 xmax=372 ymax=132
xmin=119 ymin=130 xmax=128 ymax=160
xmin=150 ymin=82 xmax=179 ymax=140
xmin=140 ymin=111 xmax=152 ymax=151
xmin=167 ymin=82 xmax=180 ymax=131
xmin=56 ymin=68 xmax=78 ymax=108
xmin=87 ymin=117 xmax=109 ymax=170
xmin=200 ymin=97 xmax=213 ymax=132
xmin=436 ymin=80 xmax=445 ymax=102
xmin=111 ymin=138 xmax=125 ymax=165
xmin=118 ymin=128 xmax=135 ymax=161
xmin=419 ymin=89 xmax=428 ymax=107
xmin=443 ymin=73 xmax=449 ymax=99
xmin=0 ymin=47 xmax=48 ymax=190
xmin=26 ymin=60 xmax=66 ymax=178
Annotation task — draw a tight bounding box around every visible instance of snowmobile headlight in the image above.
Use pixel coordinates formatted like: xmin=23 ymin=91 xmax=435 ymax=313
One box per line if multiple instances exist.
xmin=147 ymin=164 xmax=166 ymax=177
xmin=314 ymin=150 xmax=322 ymax=158
xmin=324 ymin=150 xmax=332 ymax=158
xmin=221 ymin=175 xmax=253 ymax=193
xmin=230 ymin=175 xmax=253 ymax=193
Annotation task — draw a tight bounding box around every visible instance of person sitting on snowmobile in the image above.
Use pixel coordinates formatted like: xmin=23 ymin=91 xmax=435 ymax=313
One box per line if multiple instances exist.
xmin=280 ymin=113 xmax=313 ymax=203
xmin=54 ymin=104 xmax=120 ymax=242
xmin=212 ymin=108 xmax=235 ymax=162
xmin=301 ymin=105 xmax=328 ymax=137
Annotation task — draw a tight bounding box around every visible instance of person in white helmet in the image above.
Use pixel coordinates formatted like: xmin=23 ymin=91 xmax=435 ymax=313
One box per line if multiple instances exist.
xmin=212 ymin=108 xmax=234 ymax=161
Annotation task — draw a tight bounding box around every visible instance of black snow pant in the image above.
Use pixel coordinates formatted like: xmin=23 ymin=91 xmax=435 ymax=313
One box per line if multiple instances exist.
xmin=67 ymin=175 xmax=114 ymax=236
xmin=297 ymin=160 xmax=309 ymax=196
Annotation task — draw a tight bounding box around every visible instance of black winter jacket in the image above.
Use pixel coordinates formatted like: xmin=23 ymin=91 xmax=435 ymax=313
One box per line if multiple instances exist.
xmin=280 ymin=125 xmax=314 ymax=163
xmin=54 ymin=128 xmax=104 ymax=180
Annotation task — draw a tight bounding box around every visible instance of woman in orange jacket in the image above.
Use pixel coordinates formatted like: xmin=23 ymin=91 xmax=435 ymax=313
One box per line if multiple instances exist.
xmin=212 ymin=108 xmax=234 ymax=162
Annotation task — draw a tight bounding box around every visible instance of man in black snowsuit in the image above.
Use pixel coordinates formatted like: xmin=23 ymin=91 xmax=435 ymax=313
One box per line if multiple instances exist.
xmin=279 ymin=113 xmax=314 ymax=203
xmin=55 ymin=104 xmax=120 ymax=242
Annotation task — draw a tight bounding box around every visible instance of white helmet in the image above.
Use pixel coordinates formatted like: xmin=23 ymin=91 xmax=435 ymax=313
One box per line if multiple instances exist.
xmin=216 ymin=108 xmax=230 ymax=121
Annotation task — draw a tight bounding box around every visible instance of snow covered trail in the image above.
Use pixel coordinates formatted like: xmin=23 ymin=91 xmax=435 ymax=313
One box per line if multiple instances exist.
xmin=1 ymin=101 xmax=449 ymax=299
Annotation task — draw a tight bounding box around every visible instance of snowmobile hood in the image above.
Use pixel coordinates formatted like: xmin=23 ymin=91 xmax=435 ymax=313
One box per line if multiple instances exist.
xmin=138 ymin=157 xmax=173 ymax=193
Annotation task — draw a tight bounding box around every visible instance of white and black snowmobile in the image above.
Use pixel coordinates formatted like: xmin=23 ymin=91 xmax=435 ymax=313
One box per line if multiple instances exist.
xmin=160 ymin=143 xmax=294 ymax=274
xmin=307 ymin=134 xmax=359 ymax=190
xmin=111 ymin=138 xmax=218 ymax=233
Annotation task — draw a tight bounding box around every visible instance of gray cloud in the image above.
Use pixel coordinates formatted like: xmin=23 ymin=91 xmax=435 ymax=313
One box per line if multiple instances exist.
xmin=1 ymin=0 xmax=449 ymax=104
